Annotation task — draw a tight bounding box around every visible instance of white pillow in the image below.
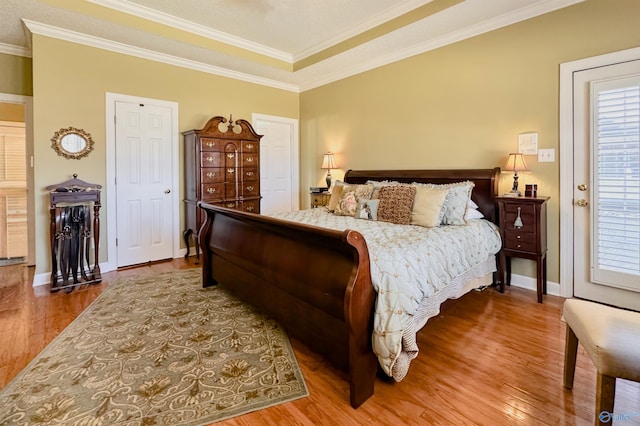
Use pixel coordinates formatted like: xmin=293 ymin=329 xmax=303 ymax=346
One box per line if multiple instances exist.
xmin=464 ymin=199 xmax=484 ymax=220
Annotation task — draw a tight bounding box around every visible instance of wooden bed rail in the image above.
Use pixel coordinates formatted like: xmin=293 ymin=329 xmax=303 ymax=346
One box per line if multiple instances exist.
xmin=197 ymin=202 xmax=378 ymax=407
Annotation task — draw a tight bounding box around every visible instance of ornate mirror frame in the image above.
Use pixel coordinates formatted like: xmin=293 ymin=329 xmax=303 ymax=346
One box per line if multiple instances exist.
xmin=51 ymin=127 xmax=95 ymax=160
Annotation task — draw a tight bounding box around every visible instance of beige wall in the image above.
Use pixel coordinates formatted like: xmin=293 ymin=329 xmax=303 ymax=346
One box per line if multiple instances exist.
xmin=31 ymin=35 xmax=299 ymax=274
xmin=299 ymin=0 xmax=640 ymax=284
xmin=0 ymin=53 xmax=32 ymax=96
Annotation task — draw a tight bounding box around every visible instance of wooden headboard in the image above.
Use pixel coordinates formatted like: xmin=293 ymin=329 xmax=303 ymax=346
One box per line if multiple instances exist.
xmin=343 ymin=168 xmax=501 ymax=224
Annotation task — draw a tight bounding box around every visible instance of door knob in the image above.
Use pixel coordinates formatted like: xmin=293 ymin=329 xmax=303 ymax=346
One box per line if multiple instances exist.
xmin=578 ymin=184 xmax=588 ymax=191
xmin=164 ymin=189 xmax=171 ymax=194
xmin=575 ymin=199 xmax=588 ymax=207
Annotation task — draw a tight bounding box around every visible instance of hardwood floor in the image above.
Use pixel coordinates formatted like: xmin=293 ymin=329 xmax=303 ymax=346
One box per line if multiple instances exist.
xmin=1 ymin=260 xmax=638 ymax=425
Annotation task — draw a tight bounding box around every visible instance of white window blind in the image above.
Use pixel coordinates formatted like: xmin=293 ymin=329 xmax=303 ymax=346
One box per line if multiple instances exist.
xmin=593 ymin=76 xmax=640 ymax=280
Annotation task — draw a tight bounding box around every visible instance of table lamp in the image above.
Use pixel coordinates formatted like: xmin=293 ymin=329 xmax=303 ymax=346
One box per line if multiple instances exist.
xmin=321 ymin=153 xmax=336 ymax=188
xmin=504 ymin=153 xmax=529 ymax=196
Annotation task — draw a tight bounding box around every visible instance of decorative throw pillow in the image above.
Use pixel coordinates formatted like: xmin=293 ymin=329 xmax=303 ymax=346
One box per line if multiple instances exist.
xmin=326 ymin=182 xmax=344 ymax=212
xmin=414 ymin=181 xmax=475 ymax=225
xmin=377 ymin=185 xmax=417 ymax=225
xmin=410 ymin=186 xmax=449 ymax=228
xmin=440 ymin=181 xmax=475 ymax=225
xmin=366 ymin=180 xmax=400 ymax=199
xmin=354 ymin=199 xmax=379 ymax=220
xmin=334 ymin=184 xmax=374 ymax=216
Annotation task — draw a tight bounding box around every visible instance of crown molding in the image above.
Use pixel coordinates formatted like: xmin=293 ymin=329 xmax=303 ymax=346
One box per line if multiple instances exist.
xmin=292 ymin=0 xmax=432 ymax=62
xmin=299 ymin=0 xmax=586 ymax=91
xmin=22 ymin=19 xmax=299 ymax=93
xmin=87 ymin=0 xmax=292 ymax=62
xmin=0 ymin=42 xmax=31 ymax=58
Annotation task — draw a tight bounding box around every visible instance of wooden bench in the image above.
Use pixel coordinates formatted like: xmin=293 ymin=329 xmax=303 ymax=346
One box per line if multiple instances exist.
xmin=563 ymin=298 xmax=640 ymax=425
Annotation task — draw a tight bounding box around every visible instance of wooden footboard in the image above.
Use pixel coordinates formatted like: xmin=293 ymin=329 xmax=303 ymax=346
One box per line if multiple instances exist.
xmin=197 ymin=202 xmax=378 ymax=408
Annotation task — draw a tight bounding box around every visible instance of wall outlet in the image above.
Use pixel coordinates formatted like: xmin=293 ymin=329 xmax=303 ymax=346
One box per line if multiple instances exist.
xmin=538 ymin=148 xmax=555 ymax=162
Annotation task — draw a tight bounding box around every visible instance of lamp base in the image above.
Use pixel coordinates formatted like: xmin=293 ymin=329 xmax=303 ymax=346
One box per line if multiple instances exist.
xmin=511 ymin=174 xmax=521 ymax=196
xmin=325 ymin=172 xmax=332 ymax=189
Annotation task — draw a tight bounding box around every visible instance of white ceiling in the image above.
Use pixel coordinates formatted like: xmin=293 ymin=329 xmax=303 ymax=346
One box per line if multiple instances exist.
xmin=1 ymin=0 xmax=584 ymax=92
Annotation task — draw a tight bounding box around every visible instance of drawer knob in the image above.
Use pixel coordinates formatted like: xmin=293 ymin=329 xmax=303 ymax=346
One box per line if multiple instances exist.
xmin=246 ymin=157 xmax=254 ymax=163
xmin=227 ymin=153 xmax=235 ymax=159
xmin=514 ymin=206 xmax=523 ymax=229
xmin=206 ymin=172 xmax=216 ymax=178
xmin=207 ymin=188 xmax=216 ymax=194
xmin=206 ymin=141 xmax=215 ymax=148
xmin=227 ymin=168 xmax=235 ymax=174
xmin=246 ymin=205 xmax=254 ymax=212
xmin=247 ymin=185 xmax=254 ymax=191
xmin=246 ymin=144 xmax=254 ymax=150
xmin=205 ymin=156 xmax=213 ymax=163
xmin=246 ymin=171 xmax=254 ymax=177
xmin=226 ymin=202 xmax=235 ymax=208
xmin=517 ymin=244 xmax=522 ymax=249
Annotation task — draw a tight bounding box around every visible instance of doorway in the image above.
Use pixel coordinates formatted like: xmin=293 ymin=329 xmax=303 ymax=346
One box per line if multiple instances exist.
xmin=0 ymin=95 xmax=34 ymax=266
xmin=106 ymin=93 xmax=180 ymax=270
xmin=560 ymin=48 xmax=640 ymax=310
xmin=252 ymin=113 xmax=299 ymax=214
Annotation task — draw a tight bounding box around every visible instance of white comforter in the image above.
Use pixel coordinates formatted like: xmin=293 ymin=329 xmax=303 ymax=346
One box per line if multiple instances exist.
xmin=273 ymin=208 xmax=502 ymax=380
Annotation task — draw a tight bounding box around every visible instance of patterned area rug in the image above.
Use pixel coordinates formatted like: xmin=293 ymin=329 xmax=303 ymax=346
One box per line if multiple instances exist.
xmin=0 ymin=269 xmax=308 ymax=425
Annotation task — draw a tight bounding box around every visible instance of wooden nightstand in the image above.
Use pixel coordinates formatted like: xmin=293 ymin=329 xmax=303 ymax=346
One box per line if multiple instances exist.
xmin=310 ymin=191 xmax=330 ymax=208
xmin=496 ymin=196 xmax=549 ymax=303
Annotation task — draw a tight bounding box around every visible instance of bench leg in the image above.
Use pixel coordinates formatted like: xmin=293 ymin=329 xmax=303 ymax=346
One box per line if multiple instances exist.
xmin=596 ymin=373 xmax=616 ymax=425
xmin=563 ymin=324 xmax=578 ymax=389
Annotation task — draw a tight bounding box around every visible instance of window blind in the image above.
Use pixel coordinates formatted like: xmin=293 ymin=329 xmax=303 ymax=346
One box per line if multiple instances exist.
xmin=594 ymin=78 xmax=640 ymax=277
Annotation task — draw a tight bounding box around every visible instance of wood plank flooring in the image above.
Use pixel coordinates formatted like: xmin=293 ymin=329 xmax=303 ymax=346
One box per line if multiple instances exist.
xmin=1 ymin=260 xmax=638 ymax=425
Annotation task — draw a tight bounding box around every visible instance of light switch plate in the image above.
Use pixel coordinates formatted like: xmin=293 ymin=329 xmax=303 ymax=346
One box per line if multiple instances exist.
xmin=538 ymin=148 xmax=555 ymax=162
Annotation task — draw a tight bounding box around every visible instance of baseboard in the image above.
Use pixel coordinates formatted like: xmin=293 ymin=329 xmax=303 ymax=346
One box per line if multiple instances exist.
xmin=32 ymin=250 xmax=190 ymax=287
xmin=509 ymin=272 xmax=560 ymax=296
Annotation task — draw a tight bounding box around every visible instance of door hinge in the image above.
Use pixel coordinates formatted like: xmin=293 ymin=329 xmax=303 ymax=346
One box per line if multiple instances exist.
xmin=115 ymin=238 xmax=118 ymax=247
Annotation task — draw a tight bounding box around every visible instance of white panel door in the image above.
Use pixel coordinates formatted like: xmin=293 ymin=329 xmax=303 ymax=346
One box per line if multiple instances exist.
xmin=253 ymin=114 xmax=299 ymax=215
xmin=573 ymin=60 xmax=640 ymax=310
xmin=115 ymin=102 xmax=173 ymax=267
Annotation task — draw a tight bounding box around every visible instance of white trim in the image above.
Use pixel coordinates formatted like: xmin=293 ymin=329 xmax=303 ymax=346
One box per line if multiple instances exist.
xmin=292 ymin=0 xmax=431 ymax=61
xmin=559 ymin=46 xmax=640 ymax=299
xmin=0 ymin=93 xmax=35 ymax=269
xmin=298 ymin=0 xmax=586 ymax=91
xmin=22 ymin=19 xmax=299 ymax=93
xmin=105 ymin=92 xmax=180 ymax=272
xmin=252 ymin=113 xmax=300 ymax=212
xmin=0 ymin=42 xmax=31 ymax=58
xmin=510 ymin=273 xmax=560 ymax=297
xmin=87 ymin=0 xmax=292 ymax=62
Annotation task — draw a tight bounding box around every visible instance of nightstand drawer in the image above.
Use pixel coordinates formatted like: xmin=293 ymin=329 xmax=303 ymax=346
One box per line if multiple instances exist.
xmin=502 ymin=203 xmax=536 ymax=232
xmin=504 ymin=231 xmax=536 ymax=252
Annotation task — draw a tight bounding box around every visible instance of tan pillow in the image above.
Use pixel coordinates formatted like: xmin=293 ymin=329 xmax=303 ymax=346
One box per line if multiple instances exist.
xmin=326 ymin=183 xmax=344 ymax=212
xmin=334 ymin=184 xmax=374 ymax=216
xmin=377 ymin=185 xmax=416 ymax=225
xmin=410 ymin=186 xmax=449 ymax=228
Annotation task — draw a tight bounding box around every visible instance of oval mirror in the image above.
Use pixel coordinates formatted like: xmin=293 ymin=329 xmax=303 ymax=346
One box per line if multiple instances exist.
xmin=51 ymin=127 xmax=95 ymax=160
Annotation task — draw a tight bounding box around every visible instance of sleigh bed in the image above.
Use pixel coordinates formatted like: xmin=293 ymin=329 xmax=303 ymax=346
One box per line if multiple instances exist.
xmin=197 ymin=168 xmax=502 ymax=408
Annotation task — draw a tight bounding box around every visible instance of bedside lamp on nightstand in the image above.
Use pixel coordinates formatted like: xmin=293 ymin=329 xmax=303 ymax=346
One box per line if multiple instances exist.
xmin=321 ymin=152 xmax=337 ymax=188
xmin=504 ymin=153 xmax=529 ymax=196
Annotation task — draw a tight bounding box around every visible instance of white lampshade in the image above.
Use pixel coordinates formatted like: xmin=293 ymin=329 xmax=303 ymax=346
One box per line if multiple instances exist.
xmin=504 ymin=153 xmax=529 ymax=172
xmin=321 ymin=153 xmax=336 ymax=170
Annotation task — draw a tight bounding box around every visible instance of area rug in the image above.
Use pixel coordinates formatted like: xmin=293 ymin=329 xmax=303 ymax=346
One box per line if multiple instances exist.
xmin=0 ymin=269 xmax=308 ymax=425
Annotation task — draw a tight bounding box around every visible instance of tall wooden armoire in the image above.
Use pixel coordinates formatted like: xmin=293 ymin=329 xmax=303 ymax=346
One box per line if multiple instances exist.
xmin=183 ymin=115 xmax=262 ymax=262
